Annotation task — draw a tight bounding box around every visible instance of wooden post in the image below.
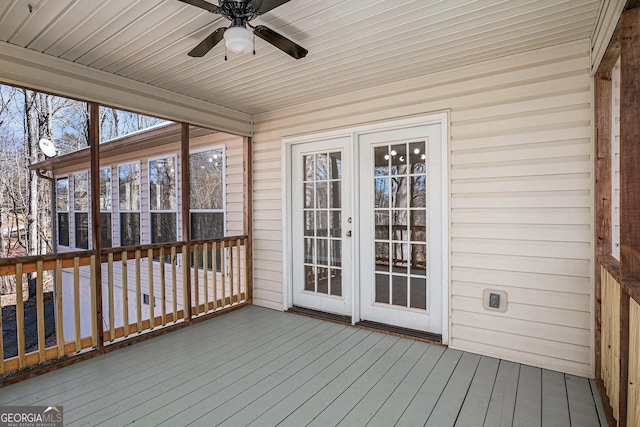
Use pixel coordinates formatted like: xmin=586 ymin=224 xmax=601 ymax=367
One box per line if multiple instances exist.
xmin=618 ymin=8 xmax=640 ymax=426
xmin=89 ymin=102 xmax=104 ymax=352
xmin=594 ymin=69 xmax=612 ymax=383
xmin=243 ymin=136 xmax=253 ymax=301
xmin=181 ymin=123 xmax=192 ymax=322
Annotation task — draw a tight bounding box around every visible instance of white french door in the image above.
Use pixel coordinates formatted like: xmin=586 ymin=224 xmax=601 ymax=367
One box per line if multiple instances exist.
xmin=358 ymin=124 xmax=444 ymax=333
xmin=291 ymin=138 xmax=353 ymax=316
xmin=287 ymin=116 xmax=447 ymax=337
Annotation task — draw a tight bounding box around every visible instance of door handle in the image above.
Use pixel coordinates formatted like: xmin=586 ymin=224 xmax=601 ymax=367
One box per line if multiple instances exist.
xmin=346 ymin=231 xmax=352 ymax=237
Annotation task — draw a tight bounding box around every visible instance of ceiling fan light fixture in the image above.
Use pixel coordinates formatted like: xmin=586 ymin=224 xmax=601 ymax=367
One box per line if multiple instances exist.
xmin=224 ymin=25 xmax=253 ymax=54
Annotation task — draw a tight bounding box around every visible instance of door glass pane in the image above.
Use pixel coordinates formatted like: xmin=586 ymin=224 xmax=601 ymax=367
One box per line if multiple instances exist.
xmin=302 ymin=150 xmax=344 ymax=298
xmin=391 ymin=144 xmax=407 ymax=175
xmin=329 ymin=152 xmax=342 ymax=179
xmin=316 ymin=154 xmax=328 ymax=180
xmin=409 ymin=141 xmax=426 ymax=174
xmin=374 ymin=146 xmax=390 ymax=176
xmin=317 ymin=267 xmax=329 ymax=294
xmin=330 ymin=269 xmax=342 ymax=296
xmin=375 ymin=242 xmax=389 ymax=272
xmin=375 ymin=274 xmax=389 ymax=304
xmin=372 ymin=141 xmax=428 ymax=311
xmin=304 ymin=184 xmax=314 ymax=208
xmin=330 ymin=211 xmax=341 ymax=237
xmin=392 ymin=275 xmax=408 ymax=307
xmin=410 ymin=277 xmax=427 ymax=310
xmin=304 ymin=265 xmax=315 ymax=291
xmin=374 ymin=178 xmax=389 ymax=208
xmin=330 ymin=182 xmax=341 ymax=208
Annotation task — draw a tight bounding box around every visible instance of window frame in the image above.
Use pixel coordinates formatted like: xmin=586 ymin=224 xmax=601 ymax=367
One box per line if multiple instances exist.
xmin=117 ymin=160 xmax=142 ymax=247
xmin=148 ymin=153 xmax=178 ymax=245
xmin=189 ymin=145 xmax=227 ymax=237
xmin=73 ymin=170 xmax=90 ymax=250
xmin=100 ymin=165 xmax=113 ymax=249
xmin=56 ymin=175 xmax=70 ymax=248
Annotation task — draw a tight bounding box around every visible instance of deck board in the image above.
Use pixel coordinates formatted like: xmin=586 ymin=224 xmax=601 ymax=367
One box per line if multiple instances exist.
xmin=454 ymin=356 xmax=500 ymax=426
xmin=0 ymin=305 xmax=607 ymax=427
xmin=541 ymin=369 xmax=571 ymax=427
xmin=512 ymin=364 xmax=542 ymax=427
xmin=484 ymin=360 xmax=521 ymax=426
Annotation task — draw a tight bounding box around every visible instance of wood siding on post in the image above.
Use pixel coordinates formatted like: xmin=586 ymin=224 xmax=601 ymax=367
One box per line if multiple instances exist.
xmin=252 ymin=40 xmax=594 ymax=376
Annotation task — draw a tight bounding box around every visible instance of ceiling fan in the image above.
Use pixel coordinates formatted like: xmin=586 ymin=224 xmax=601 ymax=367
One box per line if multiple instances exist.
xmin=178 ymin=0 xmax=308 ymax=59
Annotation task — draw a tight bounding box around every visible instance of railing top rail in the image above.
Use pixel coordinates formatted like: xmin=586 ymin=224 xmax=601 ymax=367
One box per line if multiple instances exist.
xmin=99 ymin=235 xmax=248 ymax=255
xmin=598 ymin=254 xmax=640 ymax=306
xmin=0 ymin=235 xmax=250 ymax=275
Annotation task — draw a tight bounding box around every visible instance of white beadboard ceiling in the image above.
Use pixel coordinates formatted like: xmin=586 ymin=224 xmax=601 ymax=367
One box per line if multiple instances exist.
xmin=0 ymin=0 xmax=603 ymax=115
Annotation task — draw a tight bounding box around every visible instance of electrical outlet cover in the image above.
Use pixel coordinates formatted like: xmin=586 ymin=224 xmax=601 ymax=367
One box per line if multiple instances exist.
xmin=483 ymin=289 xmax=508 ymax=313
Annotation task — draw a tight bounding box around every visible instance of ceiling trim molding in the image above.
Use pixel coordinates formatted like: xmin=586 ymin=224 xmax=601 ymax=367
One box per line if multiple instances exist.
xmin=0 ymin=42 xmax=251 ymax=136
xmin=591 ymin=0 xmax=626 ymax=75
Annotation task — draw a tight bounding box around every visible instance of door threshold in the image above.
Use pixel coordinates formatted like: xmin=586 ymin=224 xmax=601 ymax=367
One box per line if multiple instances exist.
xmin=287 ymin=306 xmax=352 ymax=325
xmin=356 ymin=320 xmax=442 ymax=344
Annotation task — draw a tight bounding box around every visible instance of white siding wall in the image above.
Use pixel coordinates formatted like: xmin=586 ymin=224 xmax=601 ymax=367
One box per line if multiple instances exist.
xmin=252 ymin=40 xmax=594 ymax=376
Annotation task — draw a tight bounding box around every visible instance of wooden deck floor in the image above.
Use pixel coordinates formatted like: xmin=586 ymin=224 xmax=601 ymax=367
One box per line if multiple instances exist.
xmin=0 ymin=305 xmax=607 ymax=426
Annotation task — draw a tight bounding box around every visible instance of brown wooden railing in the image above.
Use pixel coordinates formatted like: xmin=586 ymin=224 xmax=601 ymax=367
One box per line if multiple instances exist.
xmin=598 ymin=256 xmax=640 ymax=427
xmin=0 ymin=235 xmax=249 ymax=376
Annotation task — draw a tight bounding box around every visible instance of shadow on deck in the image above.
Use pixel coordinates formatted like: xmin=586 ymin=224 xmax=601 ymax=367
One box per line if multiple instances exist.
xmin=0 ymin=305 xmax=607 ymax=426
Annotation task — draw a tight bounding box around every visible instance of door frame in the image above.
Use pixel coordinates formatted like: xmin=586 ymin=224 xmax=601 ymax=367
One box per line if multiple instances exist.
xmin=282 ymin=112 xmax=450 ymax=343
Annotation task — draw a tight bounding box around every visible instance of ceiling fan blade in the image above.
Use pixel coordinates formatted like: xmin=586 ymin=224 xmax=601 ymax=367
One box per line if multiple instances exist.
xmin=178 ymin=0 xmax=220 ymax=13
xmin=249 ymin=0 xmax=291 ymax=14
xmin=253 ymin=25 xmax=307 ymax=59
xmin=188 ymin=27 xmax=226 ymax=57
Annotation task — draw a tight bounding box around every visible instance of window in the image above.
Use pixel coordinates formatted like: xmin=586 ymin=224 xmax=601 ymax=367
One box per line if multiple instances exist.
xmin=74 ymin=171 xmax=89 ymax=249
xmin=100 ymin=167 xmax=113 ymax=249
xmin=118 ymin=162 xmax=141 ymax=247
xmin=149 ymin=156 xmax=177 ymax=244
xmin=56 ymin=177 xmax=69 ymax=247
xmin=190 ymin=147 xmax=225 ymax=269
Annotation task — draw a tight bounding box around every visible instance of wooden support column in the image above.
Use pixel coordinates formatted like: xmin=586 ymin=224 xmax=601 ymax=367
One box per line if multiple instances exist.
xmin=181 ymin=123 xmax=192 ymax=322
xmin=594 ymin=69 xmax=612 ymax=383
xmin=243 ymin=136 xmax=253 ymax=302
xmin=89 ymin=102 xmax=104 ymax=352
xmin=618 ymin=8 xmax=640 ymax=425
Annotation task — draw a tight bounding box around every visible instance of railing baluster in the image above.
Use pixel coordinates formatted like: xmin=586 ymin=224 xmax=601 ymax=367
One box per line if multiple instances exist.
xmin=36 ymin=260 xmax=45 ymax=363
xmin=212 ymin=241 xmax=218 ymax=310
xmin=55 ymin=259 xmax=64 ymax=358
xmin=171 ymin=246 xmax=177 ymax=321
xmin=73 ymin=257 xmax=81 ymax=353
xmin=193 ymin=243 xmax=199 ymax=315
xmin=90 ymin=254 xmax=97 ymax=348
xmin=160 ymin=247 xmax=166 ymax=326
xmin=148 ymin=249 xmax=155 ymax=329
xmin=182 ymin=244 xmax=189 ymax=320
xmin=221 ymin=240 xmax=226 ymax=306
xmin=135 ymin=249 xmax=142 ymax=333
xmin=0 ymin=236 xmax=249 ymax=374
xmin=236 ymin=238 xmax=242 ymax=302
xmin=203 ymin=243 xmax=209 ymax=312
xmin=122 ymin=251 xmax=129 ymax=337
xmin=229 ymin=240 xmax=235 ymax=303
xmin=243 ymin=237 xmax=248 ymax=300
xmin=16 ymin=263 xmax=25 ymax=369
xmin=108 ymin=253 xmax=115 ymax=342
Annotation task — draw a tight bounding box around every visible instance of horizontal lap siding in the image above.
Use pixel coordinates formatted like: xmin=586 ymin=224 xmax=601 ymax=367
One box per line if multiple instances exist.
xmin=252 ymin=40 xmax=593 ymax=376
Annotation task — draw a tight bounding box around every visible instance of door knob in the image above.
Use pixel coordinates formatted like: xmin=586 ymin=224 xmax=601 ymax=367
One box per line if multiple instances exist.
xmin=346 ymin=231 xmax=352 ymax=237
